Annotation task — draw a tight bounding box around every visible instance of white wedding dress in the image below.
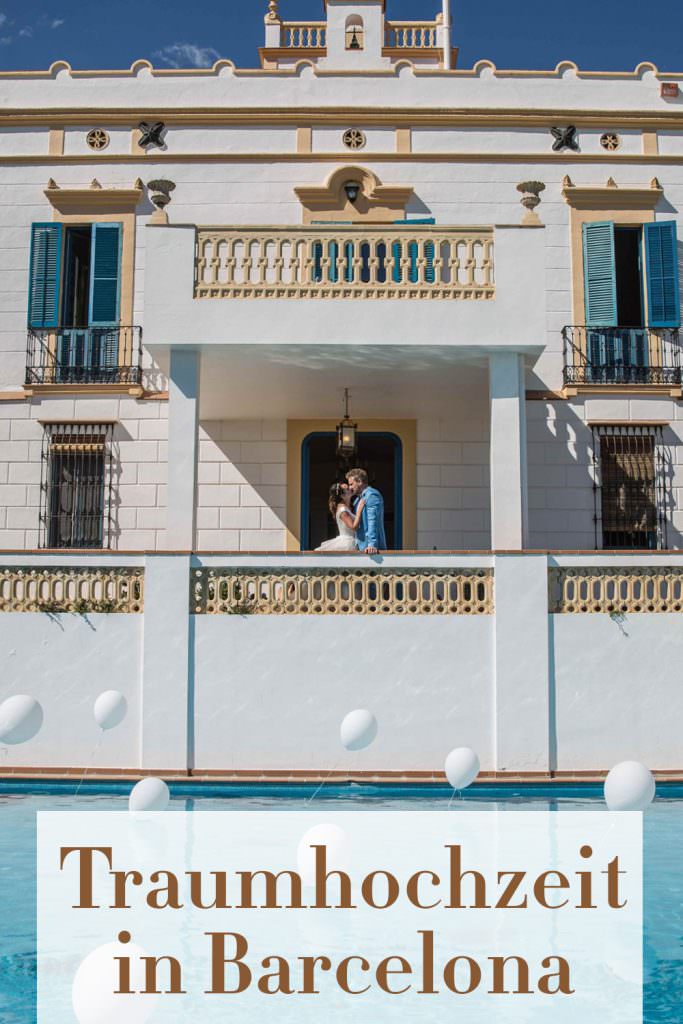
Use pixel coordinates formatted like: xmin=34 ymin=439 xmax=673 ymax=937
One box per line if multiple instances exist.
xmin=316 ymin=506 xmax=358 ymax=551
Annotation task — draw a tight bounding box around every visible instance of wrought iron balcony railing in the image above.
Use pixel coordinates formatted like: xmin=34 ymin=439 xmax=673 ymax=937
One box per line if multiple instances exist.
xmin=562 ymin=326 xmax=682 ymax=387
xmin=195 ymin=226 xmax=495 ymax=301
xmin=26 ymin=326 xmax=143 ymax=387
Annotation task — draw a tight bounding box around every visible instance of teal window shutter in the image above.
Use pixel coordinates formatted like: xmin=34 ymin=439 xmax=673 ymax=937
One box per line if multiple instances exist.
xmin=28 ymin=223 xmax=62 ymax=329
xmin=425 ymin=241 xmax=436 ymax=284
xmin=644 ymin=221 xmax=680 ymax=328
xmin=583 ymin=221 xmax=617 ymax=326
xmin=89 ymin=223 xmax=121 ymax=326
xmin=391 ymin=241 xmax=402 ymax=283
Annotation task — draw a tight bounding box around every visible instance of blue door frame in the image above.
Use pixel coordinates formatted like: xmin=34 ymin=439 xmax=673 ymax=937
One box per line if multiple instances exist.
xmin=301 ymin=431 xmax=403 ymax=551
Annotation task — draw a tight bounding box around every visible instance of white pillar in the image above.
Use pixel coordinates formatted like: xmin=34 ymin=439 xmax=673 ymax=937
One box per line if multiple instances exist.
xmin=166 ymin=348 xmax=200 ymax=551
xmin=440 ymin=0 xmax=452 ymax=70
xmin=140 ymin=554 xmax=192 ymax=771
xmin=488 ymin=351 xmax=528 ymax=550
xmin=493 ymin=554 xmax=550 ymax=772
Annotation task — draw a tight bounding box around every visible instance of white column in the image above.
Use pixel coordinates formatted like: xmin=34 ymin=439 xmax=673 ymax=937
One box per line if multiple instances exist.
xmin=166 ymin=348 xmax=200 ymax=551
xmin=140 ymin=554 xmax=192 ymax=771
xmin=493 ymin=554 xmax=550 ymax=772
xmin=488 ymin=351 xmax=528 ymax=550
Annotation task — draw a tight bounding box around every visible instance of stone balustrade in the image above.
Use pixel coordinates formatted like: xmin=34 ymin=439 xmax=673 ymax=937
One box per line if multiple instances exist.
xmin=282 ymin=22 xmax=327 ymax=48
xmin=385 ymin=21 xmax=439 ymax=49
xmin=195 ymin=226 xmax=495 ymax=301
xmin=192 ymin=567 xmax=494 ymax=615
xmin=549 ymin=566 xmax=683 ymax=614
xmin=0 ymin=565 xmax=144 ymax=613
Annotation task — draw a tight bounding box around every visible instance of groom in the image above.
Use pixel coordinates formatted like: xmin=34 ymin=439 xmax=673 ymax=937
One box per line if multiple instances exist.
xmin=346 ymin=468 xmax=387 ymax=554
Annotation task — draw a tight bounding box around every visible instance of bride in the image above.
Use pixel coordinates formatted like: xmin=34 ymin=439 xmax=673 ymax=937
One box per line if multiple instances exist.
xmin=316 ymin=483 xmax=366 ymax=552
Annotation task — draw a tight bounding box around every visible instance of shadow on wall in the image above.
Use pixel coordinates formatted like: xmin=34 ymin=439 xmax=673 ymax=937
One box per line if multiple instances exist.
xmin=197 ymin=421 xmax=287 ymax=552
xmin=527 ymin=401 xmax=681 ymax=551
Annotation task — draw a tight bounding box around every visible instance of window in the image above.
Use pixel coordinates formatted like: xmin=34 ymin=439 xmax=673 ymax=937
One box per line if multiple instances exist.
xmin=345 ymin=16 xmax=364 ymax=50
xmin=583 ymin=221 xmax=680 ymax=329
xmin=592 ymin=425 xmax=668 ymax=550
xmin=40 ymin=423 xmax=114 ymax=549
xmin=28 ymin=222 xmax=123 ymax=383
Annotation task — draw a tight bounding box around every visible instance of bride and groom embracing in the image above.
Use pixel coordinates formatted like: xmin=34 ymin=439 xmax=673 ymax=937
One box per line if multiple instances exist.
xmin=317 ymin=468 xmax=387 ymax=554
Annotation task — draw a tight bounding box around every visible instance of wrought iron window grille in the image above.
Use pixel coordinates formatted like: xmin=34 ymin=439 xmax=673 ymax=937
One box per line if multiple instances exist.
xmin=591 ymin=424 xmax=669 ymax=551
xmin=39 ymin=423 xmax=115 ymax=550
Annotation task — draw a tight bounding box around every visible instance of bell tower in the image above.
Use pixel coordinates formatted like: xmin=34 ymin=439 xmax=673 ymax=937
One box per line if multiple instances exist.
xmin=319 ymin=0 xmax=390 ymax=70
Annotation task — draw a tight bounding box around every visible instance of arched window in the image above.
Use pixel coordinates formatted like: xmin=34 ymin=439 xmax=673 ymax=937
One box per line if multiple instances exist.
xmin=345 ymin=15 xmax=364 ymax=51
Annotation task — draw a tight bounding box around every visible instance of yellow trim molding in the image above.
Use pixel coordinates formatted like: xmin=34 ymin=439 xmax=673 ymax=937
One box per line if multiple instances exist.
xmin=562 ymin=175 xmax=663 ymax=210
xmin=563 ymin=176 xmax=661 ymax=325
xmin=286 ymin=419 xmax=417 ymax=552
xmin=295 ymin=165 xmax=413 ymax=223
xmin=2 ymin=105 xmax=682 ymax=130
xmin=45 ymin=180 xmax=143 ymax=326
xmin=44 ymin=178 xmax=144 ymax=211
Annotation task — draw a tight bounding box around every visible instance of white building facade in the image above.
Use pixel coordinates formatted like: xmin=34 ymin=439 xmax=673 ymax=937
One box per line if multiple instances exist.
xmin=0 ymin=0 xmax=682 ymax=778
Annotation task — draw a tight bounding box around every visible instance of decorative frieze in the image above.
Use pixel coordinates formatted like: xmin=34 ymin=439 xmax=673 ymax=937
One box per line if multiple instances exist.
xmin=0 ymin=567 xmax=145 ymax=613
xmin=549 ymin=567 xmax=683 ymax=614
xmin=192 ymin=567 xmax=494 ymax=615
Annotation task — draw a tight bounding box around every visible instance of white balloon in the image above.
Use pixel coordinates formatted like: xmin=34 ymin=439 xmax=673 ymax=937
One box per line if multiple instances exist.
xmin=604 ymin=761 xmax=655 ymax=812
xmin=73 ymin=939 xmax=157 ymax=1024
xmin=340 ymin=709 xmax=377 ymax=751
xmin=0 ymin=695 xmax=43 ymax=745
xmin=445 ymin=747 xmax=480 ymax=790
xmin=297 ymin=823 xmax=348 ymax=887
xmin=129 ymin=777 xmax=170 ymax=813
xmin=93 ymin=691 xmax=127 ymax=732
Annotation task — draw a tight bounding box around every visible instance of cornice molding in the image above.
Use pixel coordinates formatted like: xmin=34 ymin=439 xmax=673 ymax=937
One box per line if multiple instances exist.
xmin=561 ymin=175 xmax=664 ymax=209
xmin=0 ymin=152 xmax=678 ymax=168
xmin=44 ymin=178 xmax=145 ymax=211
xmin=0 ymin=106 xmax=682 ymax=130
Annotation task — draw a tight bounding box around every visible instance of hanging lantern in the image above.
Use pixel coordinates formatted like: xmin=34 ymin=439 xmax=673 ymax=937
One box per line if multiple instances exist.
xmin=336 ymin=388 xmax=358 ymax=460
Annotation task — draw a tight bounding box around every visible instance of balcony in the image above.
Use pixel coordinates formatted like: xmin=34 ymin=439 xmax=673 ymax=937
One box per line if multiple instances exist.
xmin=384 ymin=21 xmax=439 ymax=49
xmin=145 ymin=221 xmax=544 ymax=354
xmin=194 ymin=226 xmax=495 ymax=301
xmin=562 ymin=326 xmax=682 ymax=389
xmin=25 ymin=326 xmax=143 ymax=388
xmin=281 ymin=21 xmax=326 ymax=49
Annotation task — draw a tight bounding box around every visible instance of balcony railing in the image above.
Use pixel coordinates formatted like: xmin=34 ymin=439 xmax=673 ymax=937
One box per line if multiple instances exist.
xmin=194 ymin=227 xmax=495 ymax=301
xmin=385 ymin=21 xmax=439 ymax=48
xmin=282 ymin=22 xmax=326 ymax=48
xmin=26 ymin=326 xmax=143 ymax=387
xmin=562 ymin=326 xmax=682 ymax=387
xmin=192 ymin=566 xmax=494 ymax=616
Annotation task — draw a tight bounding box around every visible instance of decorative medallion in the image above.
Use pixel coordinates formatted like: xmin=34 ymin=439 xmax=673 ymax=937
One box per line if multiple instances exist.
xmin=550 ymin=126 xmax=579 ymax=152
xmin=342 ymin=128 xmax=366 ymax=151
xmin=138 ymin=121 xmax=166 ymax=150
xmin=600 ymin=132 xmax=621 ymax=152
xmin=86 ymin=129 xmax=110 ymax=151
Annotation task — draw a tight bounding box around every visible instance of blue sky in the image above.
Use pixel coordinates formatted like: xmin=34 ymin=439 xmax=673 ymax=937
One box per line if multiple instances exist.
xmin=0 ymin=0 xmax=681 ymax=73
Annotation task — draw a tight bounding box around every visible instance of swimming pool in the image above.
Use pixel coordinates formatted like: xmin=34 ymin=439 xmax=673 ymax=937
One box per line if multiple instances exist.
xmin=0 ymin=782 xmax=681 ymax=1023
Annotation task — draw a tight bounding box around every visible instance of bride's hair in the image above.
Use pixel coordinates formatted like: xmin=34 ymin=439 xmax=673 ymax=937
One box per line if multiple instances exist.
xmin=328 ymin=483 xmax=346 ymax=518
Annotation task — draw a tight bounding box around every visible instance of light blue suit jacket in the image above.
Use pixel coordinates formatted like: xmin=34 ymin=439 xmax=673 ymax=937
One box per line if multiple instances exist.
xmin=354 ymin=486 xmax=387 ymax=551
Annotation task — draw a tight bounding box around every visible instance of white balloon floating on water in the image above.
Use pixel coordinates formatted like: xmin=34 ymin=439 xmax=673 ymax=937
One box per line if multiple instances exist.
xmin=340 ymin=709 xmax=377 ymax=751
xmin=93 ymin=691 xmax=127 ymax=732
xmin=129 ymin=777 xmax=170 ymax=813
xmin=73 ymin=938 xmax=157 ymax=1024
xmin=604 ymin=761 xmax=655 ymax=812
xmin=0 ymin=695 xmax=43 ymax=745
xmin=445 ymin=747 xmax=480 ymax=791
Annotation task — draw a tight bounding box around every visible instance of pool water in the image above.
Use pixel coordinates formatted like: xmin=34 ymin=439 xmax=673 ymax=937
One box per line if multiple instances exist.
xmin=0 ymin=782 xmax=681 ymax=1023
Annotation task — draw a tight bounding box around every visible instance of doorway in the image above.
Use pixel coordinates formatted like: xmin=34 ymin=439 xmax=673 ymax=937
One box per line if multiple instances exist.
xmin=301 ymin=432 xmax=402 ymax=550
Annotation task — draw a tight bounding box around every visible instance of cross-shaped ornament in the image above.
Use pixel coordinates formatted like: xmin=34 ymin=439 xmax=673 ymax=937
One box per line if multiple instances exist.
xmin=550 ymin=126 xmax=579 ymax=152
